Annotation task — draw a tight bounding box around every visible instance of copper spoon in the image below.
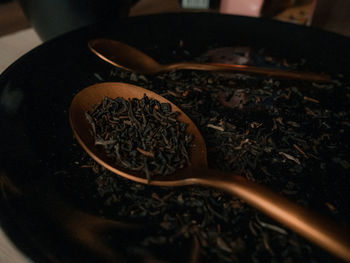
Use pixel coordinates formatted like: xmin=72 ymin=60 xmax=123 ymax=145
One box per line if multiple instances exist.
xmin=88 ymin=38 xmax=330 ymax=82
xmin=70 ymin=82 xmax=350 ymax=262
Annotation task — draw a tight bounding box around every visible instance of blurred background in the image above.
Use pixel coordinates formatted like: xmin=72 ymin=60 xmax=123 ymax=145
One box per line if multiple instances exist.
xmin=0 ymin=0 xmax=350 ymax=39
xmin=0 ymin=0 xmax=349 ymax=73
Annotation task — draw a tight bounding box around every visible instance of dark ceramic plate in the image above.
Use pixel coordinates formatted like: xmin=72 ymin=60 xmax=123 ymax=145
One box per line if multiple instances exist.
xmin=0 ymin=13 xmax=350 ymax=263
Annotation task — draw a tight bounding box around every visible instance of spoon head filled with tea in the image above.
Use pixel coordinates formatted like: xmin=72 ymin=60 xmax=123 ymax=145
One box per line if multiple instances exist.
xmin=69 ymin=82 xmax=208 ymax=185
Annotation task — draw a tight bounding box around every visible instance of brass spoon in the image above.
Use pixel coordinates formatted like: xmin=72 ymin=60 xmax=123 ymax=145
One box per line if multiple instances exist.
xmin=70 ymin=82 xmax=350 ymax=262
xmin=88 ymin=38 xmax=330 ymax=82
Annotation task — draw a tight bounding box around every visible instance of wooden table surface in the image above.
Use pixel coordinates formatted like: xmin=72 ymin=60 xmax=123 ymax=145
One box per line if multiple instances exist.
xmin=0 ymin=1 xmax=30 ymax=37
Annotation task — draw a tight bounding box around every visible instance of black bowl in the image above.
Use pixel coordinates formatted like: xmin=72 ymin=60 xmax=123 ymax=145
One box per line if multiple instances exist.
xmin=0 ymin=13 xmax=350 ymax=263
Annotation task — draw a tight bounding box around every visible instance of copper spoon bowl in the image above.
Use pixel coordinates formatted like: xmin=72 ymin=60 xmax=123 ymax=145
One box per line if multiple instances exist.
xmin=70 ymin=82 xmax=350 ymax=261
xmin=88 ymin=38 xmax=330 ymax=82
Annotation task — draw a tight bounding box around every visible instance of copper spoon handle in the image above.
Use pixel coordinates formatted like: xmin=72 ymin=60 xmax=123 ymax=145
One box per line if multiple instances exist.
xmin=164 ymin=62 xmax=331 ymax=82
xmin=185 ymin=168 xmax=350 ymax=262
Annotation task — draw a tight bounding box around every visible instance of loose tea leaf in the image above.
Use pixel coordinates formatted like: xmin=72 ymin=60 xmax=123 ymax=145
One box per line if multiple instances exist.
xmin=86 ymin=94 xmax=193 ymax=181
xmin=66 ymin=47 xmax=350 ymax=263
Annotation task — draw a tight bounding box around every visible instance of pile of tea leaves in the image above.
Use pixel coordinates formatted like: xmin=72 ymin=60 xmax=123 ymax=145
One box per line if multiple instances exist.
xmin=85 ymin=95 xmax=192 ymax=181
xmin=67 ymin=55 xmax=350 ymax=262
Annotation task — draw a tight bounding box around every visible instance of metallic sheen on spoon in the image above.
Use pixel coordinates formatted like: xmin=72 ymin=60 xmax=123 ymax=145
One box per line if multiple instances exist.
xmin=88 ymin=38 xmax=330 ymax=82
xmin=70 ymin=82 xmax=350 ymax=262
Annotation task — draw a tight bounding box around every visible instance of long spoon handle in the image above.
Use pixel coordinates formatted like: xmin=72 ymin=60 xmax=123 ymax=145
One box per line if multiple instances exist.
xmin=186 ymin=169 xmax=350 ymax=262
xmin=165 ymin=62 xmax=330 ymax=82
